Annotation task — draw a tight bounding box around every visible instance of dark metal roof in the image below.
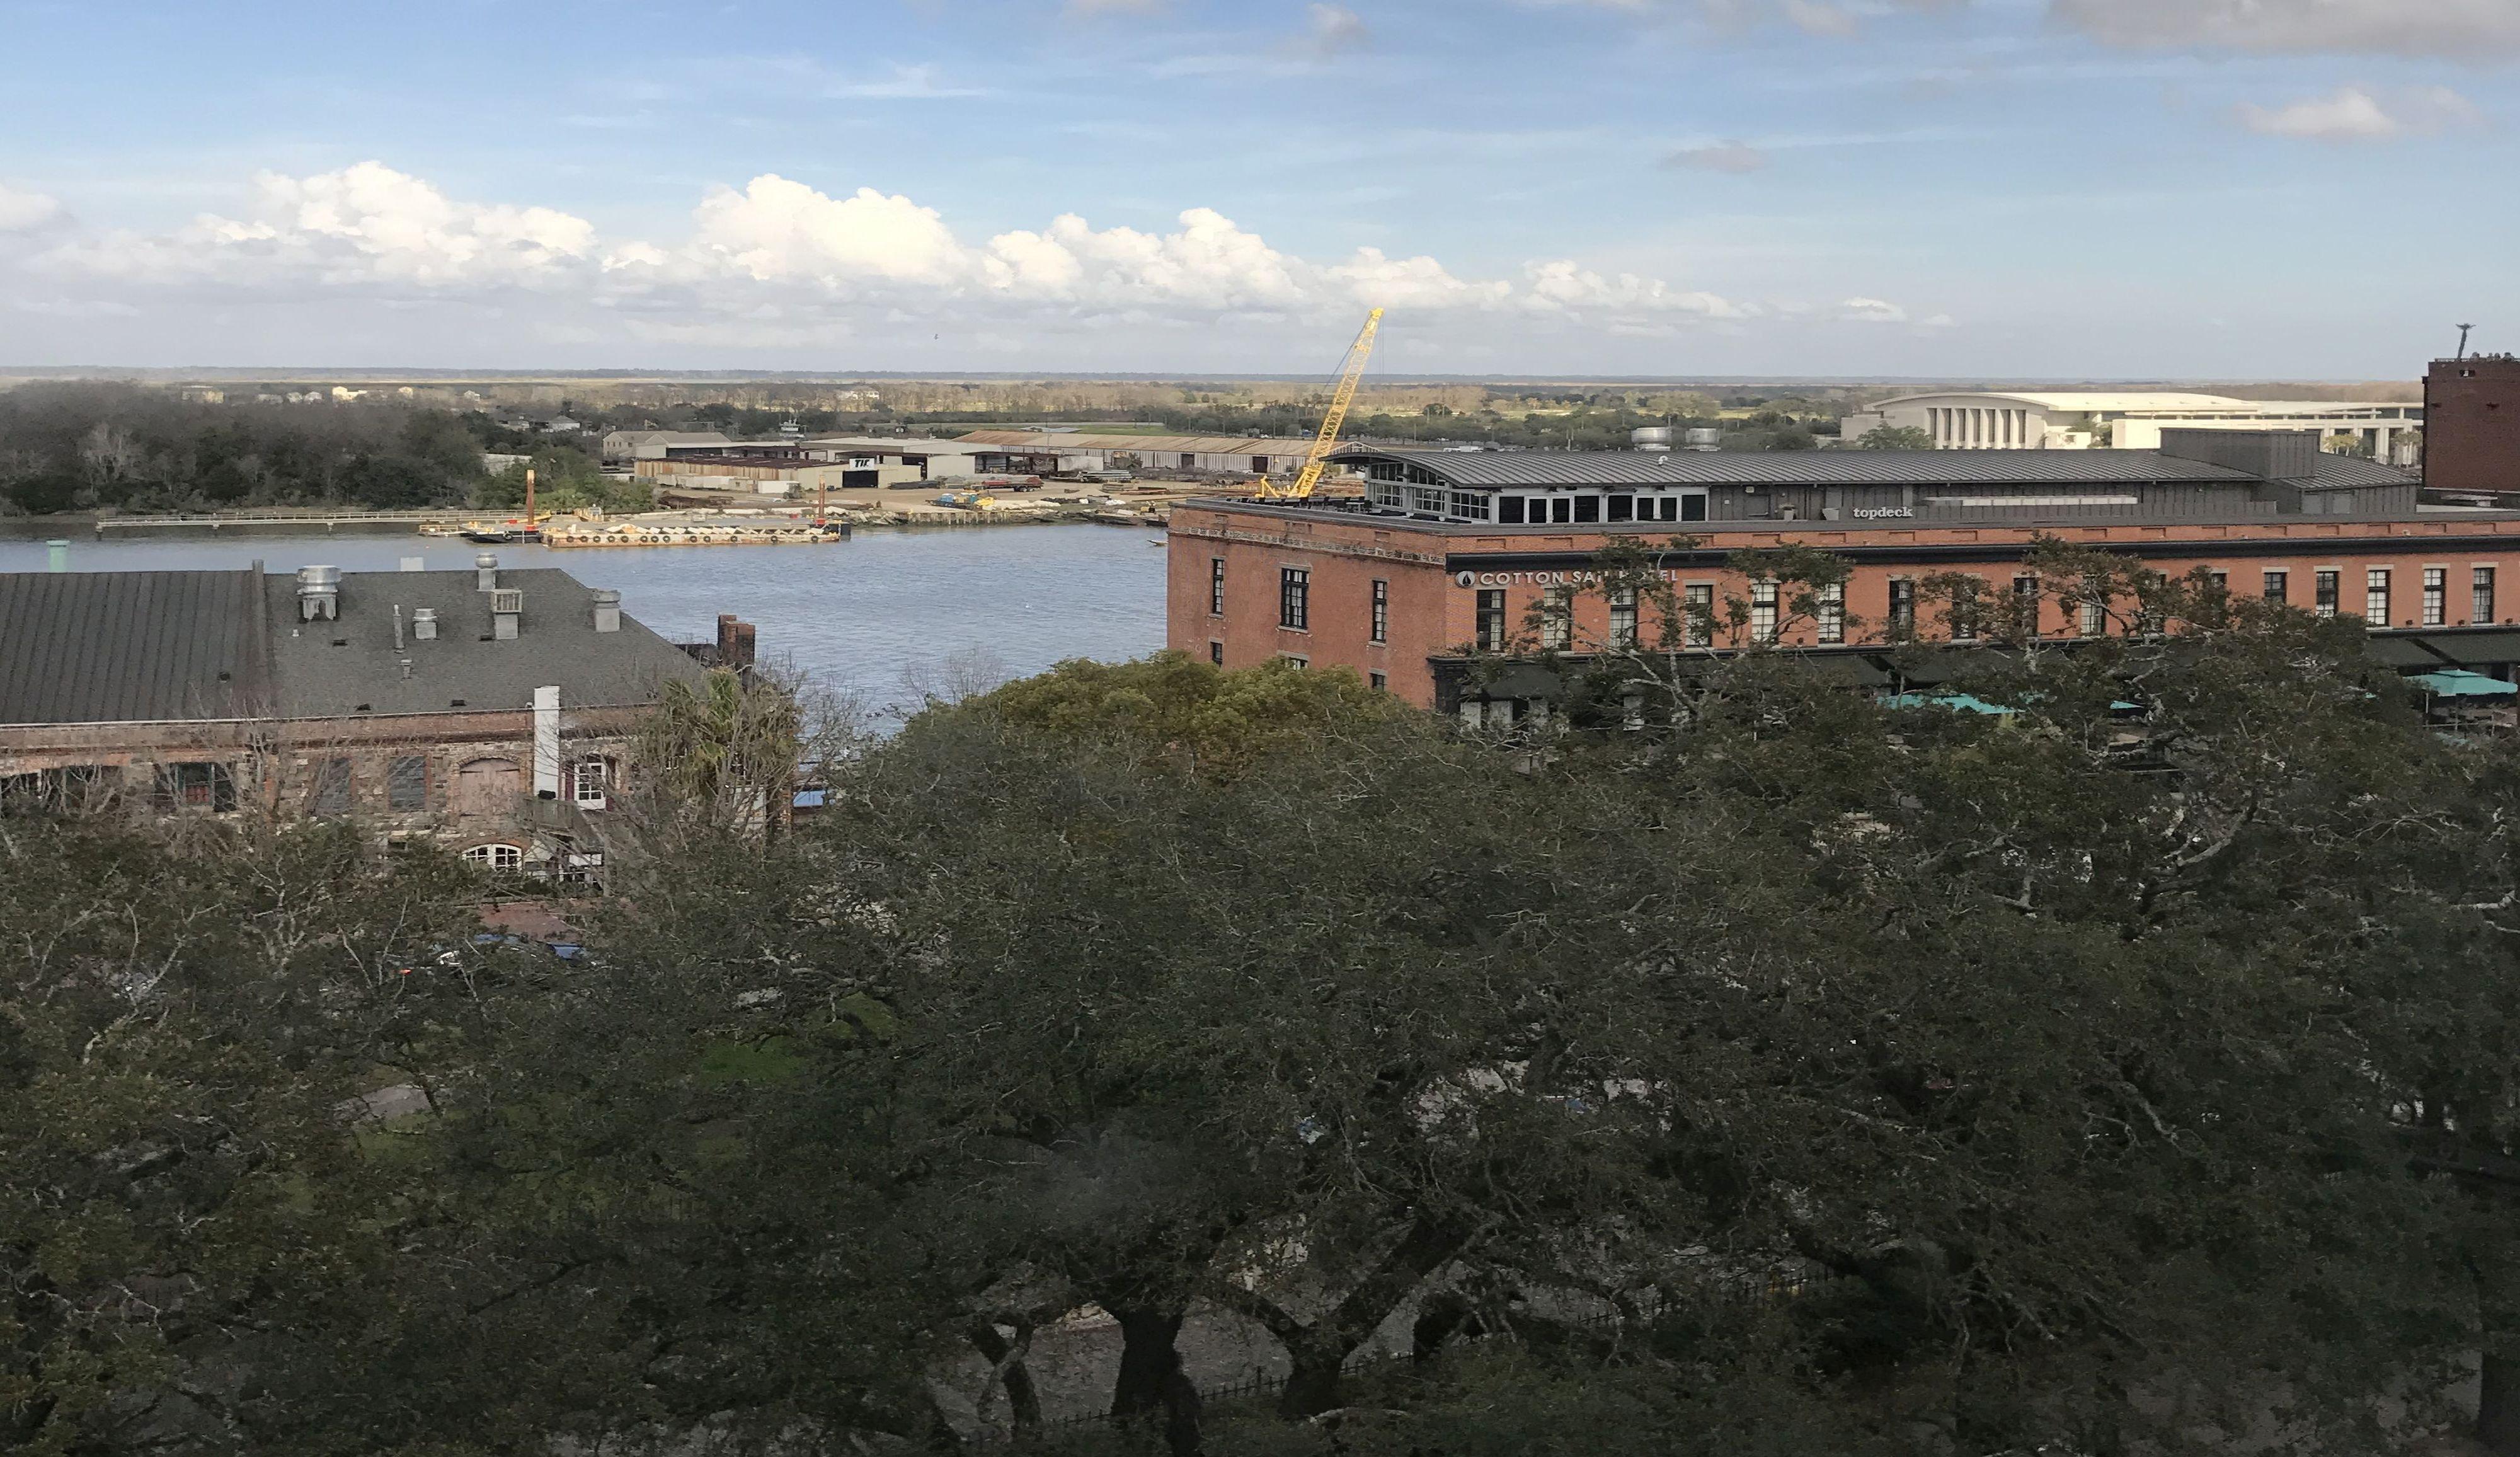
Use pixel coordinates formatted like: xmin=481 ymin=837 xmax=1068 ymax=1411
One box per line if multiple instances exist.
xmin=1 ymin=567 xmax=707 ymax=727
xmin=263 ymin=569 xmax=707 ymax=718
xmin=1331 ymin=445 xmax=2414 ymax=491
xmin=2306 ymin=455 xmax=2417 ymax=490
xmin=0 ymin=570 xmax=270 ymax=725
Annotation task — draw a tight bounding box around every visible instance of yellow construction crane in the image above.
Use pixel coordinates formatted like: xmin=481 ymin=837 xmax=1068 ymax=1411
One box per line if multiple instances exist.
xmin=1257 ymin=307 xmax=1383 ymax=500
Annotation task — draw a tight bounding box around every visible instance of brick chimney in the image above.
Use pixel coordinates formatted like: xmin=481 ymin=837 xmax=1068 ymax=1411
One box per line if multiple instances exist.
xmin=715 ymin=613 xmax=757 ymax=669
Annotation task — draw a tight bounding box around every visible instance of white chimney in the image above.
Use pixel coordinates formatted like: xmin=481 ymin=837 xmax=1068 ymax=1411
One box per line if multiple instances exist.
xmin=490 ymin=587 xmax=523 ymax=641
xmin=411 ymin=607 xmax=439 ymax=642
xmin=592 ymin=588 xmax=622 ymax=633
xmin=295 ymin=565 xmax=341 ymax=622
xmin=476 ymin=553 xmax=499 ymax=592
xmin=532 ymin=686 xmax=562 ymax=799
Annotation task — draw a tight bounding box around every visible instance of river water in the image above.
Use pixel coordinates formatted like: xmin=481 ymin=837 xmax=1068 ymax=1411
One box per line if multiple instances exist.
xmin=0 ymin=523 xmax=1171 ymax=722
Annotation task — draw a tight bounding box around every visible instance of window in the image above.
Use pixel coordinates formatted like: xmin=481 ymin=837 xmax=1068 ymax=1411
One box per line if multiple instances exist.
xmin=1680 ymin=494 xmax=1709 ymax=522
xmin=1370 ymin=579 xmax=1389 ymax=643
xmin=1572 ymin=495 xmax=1600 ymax=524
xmin=1499 ymin=496 xmax=1526 ymax=525
xmin=1750 ymin=581 xmax=1778 ymax=643
xmin=569 ymin=757 xmax=610 ymax=809
xmin=1251 ymin=455 xmax=1269 ymax=473
xmin=2424 ymin=567 xmax=2447 ymax=626
xmin=2264 ymin=570 xmax=2289 ymax=603
xmin=154 ymin=762 xmax=235 ymax=814
xmin=1683 ymin=584 xmax=1714 ymax=647
xmin=1180 ymin=453 xmax=1196 ymax=469
xmin=1606 ymin=494 xmax=1635 ymax=523
xmin=1887 ymin=579 xmax=1916 ymax=638
xmin=2366 ymin=568 xmax=2391 ymax=625
xmin=1609 ymin=587 xmax=1639 ymax=650
xmin=1947 ymin=578 xmax=1985 ymax=642
xmin=2315 ymin=570 xmax=2339 ymax=619
xmin=1209 ymin=558 xmax=1225 ymax=616
xmin=1210 ymin=640 xmax=1225 ymax=665
xmin=1817 ymin=581 xmax=1845 ymax=645
xmin=463 ymin=843 xmax=525 ymax=871
xmin=1541 ymin=585 xmax=1574 ymax=650
xmin=387 ymin=755 xmax=427 ymax=812
xmin=558 ymin=850 xmax=606 ymax=889
xmin=1476 ymin=589 xmax=1508 ymax=652
xmin=2477 ymin=567 xmax=2497 ymax=625
xmin=1278 ymin=567 xmax=1309 ymax=631
xmin=308 ymin=757 xmax=352 ymax=817
xmin=1369 ymin=671 xmax=1387 ymax=691
xmin=1281 ymin=654 xmax=1308 ymax=669
xmin=1550 ymin=497 xmax=1573 ymax=524
xmin=2080 ymin=596 xmax=2108 ymax=638
xmin=2013 ymin=575 xmax=2040 ymax=641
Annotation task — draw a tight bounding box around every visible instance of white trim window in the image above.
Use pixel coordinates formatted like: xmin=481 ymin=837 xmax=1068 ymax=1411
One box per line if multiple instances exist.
xmin=568 ymin=756 xmax=611 ymax=810
xmin=464 ymin=843 xmax=525 ymax=871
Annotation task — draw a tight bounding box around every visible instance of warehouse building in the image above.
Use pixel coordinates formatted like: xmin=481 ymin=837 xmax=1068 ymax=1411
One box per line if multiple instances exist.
xmin=1168 ymin=430 xmax=2520 ymax=720
xmin=954 ymin=430 xmax=1330 ymax=480
xmin=1840 ymin=391 xmax=2422 ymax=463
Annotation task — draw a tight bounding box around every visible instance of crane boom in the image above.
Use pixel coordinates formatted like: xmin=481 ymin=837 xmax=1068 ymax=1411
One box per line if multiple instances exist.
xmin=1259 ymin=308 xmax=1383 ymax=500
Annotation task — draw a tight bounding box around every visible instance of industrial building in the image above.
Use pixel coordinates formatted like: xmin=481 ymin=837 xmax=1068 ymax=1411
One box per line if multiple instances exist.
xmin=1169 ymin=430 xmax=2520 ymax=722
xmin=0 ymin=558 xmax=751 ymax=878
xmin=600 ymin=429 xmax=731 ymax=463
xmin=1840 ymin=391 xmax=2422 ymax=463
xmin=954 ymin=430 xmax=1332 ymax=481
xmin=2426 ymin=355 xmax=2520 ymax=500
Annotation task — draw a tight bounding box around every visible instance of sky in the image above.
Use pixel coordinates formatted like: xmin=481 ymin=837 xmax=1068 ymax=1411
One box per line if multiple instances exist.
xmin=0 ymin=0 xmax=2514 ymax=379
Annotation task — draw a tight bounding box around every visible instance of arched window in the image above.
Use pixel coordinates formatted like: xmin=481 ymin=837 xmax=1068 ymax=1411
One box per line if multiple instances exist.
xmin=462 ymin=843 xmax=525 ymax=871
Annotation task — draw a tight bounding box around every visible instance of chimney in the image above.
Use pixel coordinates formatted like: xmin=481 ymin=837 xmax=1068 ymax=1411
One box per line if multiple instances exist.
xmin=295 ymin=565 xmax=341 ymax=622
xmin=532 ymin=686 xmax=561 ymax=799
xmin=476 ymin=553 xmax=499 ymax=591
xmin=490 ymin=587 xmax=523 ymax=640
xmin=592 ymin=588 xmax=622 ymax=633
xmin=412 ymin=607 xmax=439 ymax=642
xmin=716 ymin=613 xmax=756 ymax=669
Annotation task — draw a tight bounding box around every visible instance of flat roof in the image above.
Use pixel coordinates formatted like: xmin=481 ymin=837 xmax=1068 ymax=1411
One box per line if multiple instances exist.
xmin=1333 ymin=445 xmax=2412 ymax=491
xmin=1867 ymin=391 xmax=2416 ymax=415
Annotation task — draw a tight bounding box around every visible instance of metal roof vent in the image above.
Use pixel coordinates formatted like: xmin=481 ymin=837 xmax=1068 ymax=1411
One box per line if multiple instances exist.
xmin=295 ymin=565 xmax=341 ymax=622
xmin=411 ymin=607 xmax=439 ymax=642
xmin=591 ymin=589 xmax=622 ymax=634
xmin=490 ymin=588 xmax=523 ymax=641
xmin=1631 ymin=427 xmax=1675 ymax=453
xmin=476 ymin=553 xmax=499 ymax=591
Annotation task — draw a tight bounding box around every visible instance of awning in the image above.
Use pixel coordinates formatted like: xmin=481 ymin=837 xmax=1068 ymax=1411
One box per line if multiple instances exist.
xmin=2411 ymin=669 xmax=2519 ymax=699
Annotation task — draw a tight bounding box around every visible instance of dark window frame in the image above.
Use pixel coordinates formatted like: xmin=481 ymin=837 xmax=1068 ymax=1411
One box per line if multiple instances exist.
xmin=1370 ymin=578 xmax=1389 ymax=643
xmin=1475 ymin=589 xmax=1508 ymax=652
xmin=1278 ymin=567 xmax=1310 ymax=631
xmin=2477 ymin=567 xmax=2498 ymax=625
xmin=1209 ymin=557 xmax=1225 ymax=616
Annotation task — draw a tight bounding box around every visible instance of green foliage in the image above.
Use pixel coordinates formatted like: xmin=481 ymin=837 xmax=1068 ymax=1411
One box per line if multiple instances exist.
xmin=944 ymin=650 xmax=1400 ymax=779
xmin=1854 ymin=425 xmax=1934 ymax=449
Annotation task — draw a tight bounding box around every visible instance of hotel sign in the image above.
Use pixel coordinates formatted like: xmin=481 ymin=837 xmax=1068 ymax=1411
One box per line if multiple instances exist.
xmin=1457 ymin=569 xmax=1689 ymax=588
xmin=1850 ymin=506 xmax=1915 ymax=520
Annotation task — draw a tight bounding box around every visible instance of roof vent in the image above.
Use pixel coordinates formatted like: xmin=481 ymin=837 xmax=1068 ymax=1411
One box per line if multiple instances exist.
xmin=490 ymin=587 xmax=523 ymax=641
xmin=476 ymin=553 xmax=500 ymax=592
xmin=591 ymin=588 xmax=622 ymax=634
xmin=295 ymin=565 xmax=341 ymax=622
xmin=411 ymin=607 xmax=439 ymax=642
xmin=1631 ymin=427 xmax=1675 ymax=453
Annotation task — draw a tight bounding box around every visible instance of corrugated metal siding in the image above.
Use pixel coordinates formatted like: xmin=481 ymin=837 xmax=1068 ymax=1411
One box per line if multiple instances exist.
xmin=1344 ymin=446 xmax=2281 ymax=490
xmin=0 ymin=570 xmax=266 ymax=725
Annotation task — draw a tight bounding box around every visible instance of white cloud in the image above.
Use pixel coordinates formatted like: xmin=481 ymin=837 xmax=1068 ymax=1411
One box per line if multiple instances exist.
xmin=2051 ymin=0 xmax=2520 ymax=57
xmin=1663 ymin=140 xmax=1770 ymax=173
xmin=1782 ymin=0 xmax=1862 ymax=38
xmin=2236 ymin=84 xmax=2482 ymax=141
xmin=52 ymin=161 xmax=593 ymax=287
xmin=1300 ymin=3 xmax=1372 ymax=56
xmin=0 ymin=183 xmax=65 ymax=233
xmin=27 ymin=163 xmax=1949 ymax=354
xmin=828 ymin=64 xmax=991 ymax=100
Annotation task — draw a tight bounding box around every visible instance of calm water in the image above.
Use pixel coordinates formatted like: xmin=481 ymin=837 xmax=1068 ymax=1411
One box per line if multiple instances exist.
xmin=0 ymin=524 xmax=1171 ymax=721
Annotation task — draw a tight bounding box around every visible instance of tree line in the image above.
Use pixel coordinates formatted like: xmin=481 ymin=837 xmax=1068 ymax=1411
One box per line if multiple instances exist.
xmin=11 ymin=563 xmax=2520 ymax=1455
xmin=0 ymin=383 xmax=612 ymax=515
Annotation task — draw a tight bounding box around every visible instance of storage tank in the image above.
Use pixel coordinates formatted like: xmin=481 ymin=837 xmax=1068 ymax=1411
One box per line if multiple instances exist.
xmin=1630 ymin=427 xmax=1675 ymax=452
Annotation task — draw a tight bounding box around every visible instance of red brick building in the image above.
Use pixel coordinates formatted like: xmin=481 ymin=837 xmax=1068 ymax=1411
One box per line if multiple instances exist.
xmin=2426 ymin=355 xmax=2520 ymax=499
xmin=1170 ymin=431 xmax=2520 ymax=722
xmin=0 ymin=556 xmax=752 ymax=880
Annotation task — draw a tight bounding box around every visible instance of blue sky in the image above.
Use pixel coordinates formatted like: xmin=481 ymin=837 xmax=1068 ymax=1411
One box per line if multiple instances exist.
xmin=1 ymin=0 xmax=2513 ymax=377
